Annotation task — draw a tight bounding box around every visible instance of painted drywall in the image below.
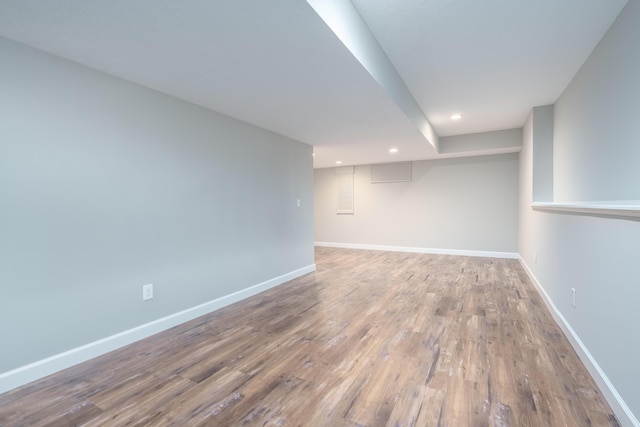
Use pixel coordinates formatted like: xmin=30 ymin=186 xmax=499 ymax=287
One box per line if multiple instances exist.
xmin=553 ymin=0 xmax=640 ymax=202
xmin=306 ymin=0 xmax=439 ymax=151
xmin=315 ymin=153 xmax=519 ymax=253
xmin=0 ymin=37 xmax=314 ymax=374
xmin=519 ymin=1 xmax=640 ymax=422
xmin=531 ymin=106 xmax=554 ymax=202
xmin=439 ymin=128 xmax=521 ymax=155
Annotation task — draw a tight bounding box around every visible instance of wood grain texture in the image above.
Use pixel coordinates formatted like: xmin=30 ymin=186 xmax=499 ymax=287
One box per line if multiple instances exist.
xmin=0 ymin=247 xmax=619 ymax=426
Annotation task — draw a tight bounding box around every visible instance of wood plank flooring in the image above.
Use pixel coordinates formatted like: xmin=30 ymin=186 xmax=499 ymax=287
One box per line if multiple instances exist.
xmin=0 ymin=247 xmax=619 ymax=426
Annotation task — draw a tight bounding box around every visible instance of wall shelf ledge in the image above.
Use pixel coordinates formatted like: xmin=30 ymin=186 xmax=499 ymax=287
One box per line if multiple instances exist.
xmin=531 ymin=201 xmax=640 ymax=218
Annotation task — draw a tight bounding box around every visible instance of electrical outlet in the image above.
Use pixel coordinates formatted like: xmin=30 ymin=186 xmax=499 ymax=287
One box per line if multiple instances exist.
xmin=296 ymin=198 xmax=301 ymax=208
xmin=534 ymin=252 xmax=538 ymax=264
xmin=571 ymin=287 xmax=576 ymax=308
xmin=143 ymin=283 xmax=153 ymax=301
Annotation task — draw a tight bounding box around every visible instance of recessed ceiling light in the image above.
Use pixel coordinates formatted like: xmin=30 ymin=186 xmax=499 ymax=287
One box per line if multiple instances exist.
xmin=389 ymin=148 xmax=398 ymax=154
xmin=451 ymin=114 xmax=463 ymax=120
xmin=336 ymin=160 xmax=342 ymax=164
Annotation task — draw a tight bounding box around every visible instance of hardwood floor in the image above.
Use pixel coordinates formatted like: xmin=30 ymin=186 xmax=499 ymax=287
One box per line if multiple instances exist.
xmin=0 ymin=247 xmax=619 ymax=426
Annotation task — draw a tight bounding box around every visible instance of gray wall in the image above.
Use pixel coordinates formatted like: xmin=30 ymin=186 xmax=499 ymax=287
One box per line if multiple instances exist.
xmin=553 ymin=0 xmax=640 ymax=201
xmin=0 ymin=37 xmax=314 ymax=373
xmin=439 ymin=128 xmax=522 ymax=154
xmin=315 ymin=153 xmax=519 ymax=253
xmin=519 ymin=0 xmax=640 ymax=419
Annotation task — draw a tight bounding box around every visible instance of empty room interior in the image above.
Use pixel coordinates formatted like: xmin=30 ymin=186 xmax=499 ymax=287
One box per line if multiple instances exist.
xmin=1 ymin=0 xmax=639 ymax=426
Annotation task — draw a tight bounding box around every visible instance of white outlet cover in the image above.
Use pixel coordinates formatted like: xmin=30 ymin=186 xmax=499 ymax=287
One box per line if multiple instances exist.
xmin=143 ymin=284 xmax=153 ymax=301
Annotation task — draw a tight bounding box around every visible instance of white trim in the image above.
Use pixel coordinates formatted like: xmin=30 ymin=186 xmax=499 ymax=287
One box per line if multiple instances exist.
xmin=314 ymin=241 xmax=518 ymax=259
xmin=532 ymin=200 xmax=640 ymax=219
xmin=519 ymin=258 xmax=639 ymax=427
xmin=0 ymin=264 xmax=316 ymax=395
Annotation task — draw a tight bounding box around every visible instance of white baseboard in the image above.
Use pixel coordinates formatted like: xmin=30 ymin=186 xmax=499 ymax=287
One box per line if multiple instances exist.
xmin=519 ymin=258 xmax=639 ymax=427
xmin=315 ymin=241 xmax=519 ymax=259
xmin=0 ymin=264 xmax=316 ymax=395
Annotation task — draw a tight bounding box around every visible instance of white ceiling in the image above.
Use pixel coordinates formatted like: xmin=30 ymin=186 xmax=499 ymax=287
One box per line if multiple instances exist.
xmin=0 ymin=0 xmax=628 ymax=168
xmin=352 ymin=0 xmax=628 ymax=137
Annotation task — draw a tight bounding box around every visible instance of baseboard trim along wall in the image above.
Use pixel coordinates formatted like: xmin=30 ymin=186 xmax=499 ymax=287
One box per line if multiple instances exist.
xmin=519 ymin=258 xmax=639 ymax=427
xmin=0 ymin=264 xmax=316 ymax=395
xmin=315 ymin=241 xmax=519 ymax=259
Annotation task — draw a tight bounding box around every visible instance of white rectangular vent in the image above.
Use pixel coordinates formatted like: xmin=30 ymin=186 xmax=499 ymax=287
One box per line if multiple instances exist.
xmin=370 ymin=162 xmax=411 ymax=183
